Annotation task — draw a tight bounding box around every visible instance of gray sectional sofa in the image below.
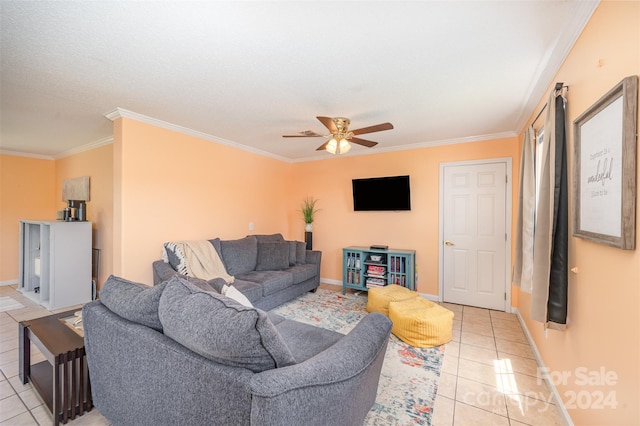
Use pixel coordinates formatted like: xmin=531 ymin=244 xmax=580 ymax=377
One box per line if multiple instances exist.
xmin=83 ymin=275 xmax=392 ymax=426
xmin=152 ymin=233 xmax=321 ymax=311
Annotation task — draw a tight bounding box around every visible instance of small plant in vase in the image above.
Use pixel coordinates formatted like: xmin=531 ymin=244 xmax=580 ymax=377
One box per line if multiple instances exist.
xmin=300 ymin=196 xmax=320 ymax=232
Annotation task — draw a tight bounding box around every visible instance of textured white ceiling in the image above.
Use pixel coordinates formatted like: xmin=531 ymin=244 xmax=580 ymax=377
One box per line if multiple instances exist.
xmin=0 ymin=1 xmax=598 ymax=161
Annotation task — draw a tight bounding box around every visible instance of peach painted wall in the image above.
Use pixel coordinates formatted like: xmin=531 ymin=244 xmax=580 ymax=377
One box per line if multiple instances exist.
xmin=517 ymin=2 xmax=639 ymax=425
xmin=55 ymin=144 xmax=114 ymax=288
xmin=113 ymin=118 xmax=292 ymax=283
xmin=0 ymin=154 xmax=56 ymax=283
xmin=288 ymin=136 xmax=520 ymax=297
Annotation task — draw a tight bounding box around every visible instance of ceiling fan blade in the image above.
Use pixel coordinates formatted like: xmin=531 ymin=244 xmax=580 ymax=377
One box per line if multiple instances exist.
xmin=351 ymin=122 xmax=394 ymax=135
xmin=349 ymin=137 xmax=378 ymax=148
xmin=283 ymin=130 xmax=324 ymax=138
xmin=316 ymin=116 xmax=337 ymax=133
xmin=315 ymin=140 xmax=330 ymax=151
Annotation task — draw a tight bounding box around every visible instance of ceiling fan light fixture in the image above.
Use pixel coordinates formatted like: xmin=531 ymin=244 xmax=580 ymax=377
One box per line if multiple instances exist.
xmin=326 ymin=138 xmax=338 ymax=154
xmin=338 ymin=138 xmax=351 ymax=154
xmin=325 ymin=137 xmax=351 ymax=154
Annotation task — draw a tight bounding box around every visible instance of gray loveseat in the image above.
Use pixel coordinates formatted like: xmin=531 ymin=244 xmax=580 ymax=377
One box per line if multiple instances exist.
xmin=153 ymin=233 xmax=320 ymax=311
xmin=84 ymin=275 xmax=392 ymax=426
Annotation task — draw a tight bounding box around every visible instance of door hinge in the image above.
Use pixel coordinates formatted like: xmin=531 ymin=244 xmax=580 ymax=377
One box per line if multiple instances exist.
xmin=505 ymin=233 xmax=507 ymax=241
xmin=505 ymin=174 xmax=508 ymax=183
xmin=504 ymin=292 xmax=507 ymax=300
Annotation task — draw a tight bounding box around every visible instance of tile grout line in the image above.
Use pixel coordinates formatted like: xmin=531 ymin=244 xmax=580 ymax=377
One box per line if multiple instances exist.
xmin=1 ymin=369 xmax=39 ymax=426
xmin=459 ymin=306 xmax=514 ymax=424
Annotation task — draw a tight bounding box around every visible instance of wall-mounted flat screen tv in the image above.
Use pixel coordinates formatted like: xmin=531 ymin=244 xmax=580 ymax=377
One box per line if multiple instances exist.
xmin=352 ymin=175 xmax=411 ymax=211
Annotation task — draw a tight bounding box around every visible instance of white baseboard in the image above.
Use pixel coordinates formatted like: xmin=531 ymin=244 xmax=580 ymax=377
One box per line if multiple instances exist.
xmin=420 ymin=293 xmax=440 ymax=302
xmin=513 ymin=308 xmax=573 ymax=426
xmin=320 ymin=278 xmax=342 ymax=286
xmin=0 ymin=279 xmax=18 ymax=287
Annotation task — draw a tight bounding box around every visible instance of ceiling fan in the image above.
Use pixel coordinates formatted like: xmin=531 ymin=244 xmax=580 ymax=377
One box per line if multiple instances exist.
xmin=283 ymin=116 xmax=394 ymax=154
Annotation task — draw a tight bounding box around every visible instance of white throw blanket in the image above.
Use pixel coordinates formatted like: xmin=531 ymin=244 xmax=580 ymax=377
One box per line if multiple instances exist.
xmin=169 ymin=241 xmax=234 ymax=284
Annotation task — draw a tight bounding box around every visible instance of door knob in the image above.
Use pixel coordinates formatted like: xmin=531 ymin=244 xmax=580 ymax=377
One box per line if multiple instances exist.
xmin=444 ymin=241 xmax=455 ymax=246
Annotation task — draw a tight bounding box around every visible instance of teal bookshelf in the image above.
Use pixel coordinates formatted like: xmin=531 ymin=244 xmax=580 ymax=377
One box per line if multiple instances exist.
xmin=342 ymin=246 xmax=416 ymax=295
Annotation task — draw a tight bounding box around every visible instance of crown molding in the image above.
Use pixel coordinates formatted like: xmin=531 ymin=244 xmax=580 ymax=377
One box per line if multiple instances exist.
xmin=54 ymin=136 xmax=114 ymax=159
xmin=514 ymin=0 xmax=599 ymax=133
xmin=105 ymin=108 xmax=292 ymax=163
xmin=291 ymin=131 xmax=518 ymax=163
xmin=0 ymin=150 xmax=55 ymax=160
xmin=1 ymin=136 xmax=114 ymax=160
xmin=105 ymin=107 xmax=518 ymax=164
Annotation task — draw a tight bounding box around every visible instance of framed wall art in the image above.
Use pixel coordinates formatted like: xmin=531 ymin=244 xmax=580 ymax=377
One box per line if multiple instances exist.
xmin=573 ymin=75 xmax=638 ymax=250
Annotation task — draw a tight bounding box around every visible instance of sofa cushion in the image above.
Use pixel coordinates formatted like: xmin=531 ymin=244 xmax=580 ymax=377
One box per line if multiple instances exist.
xmin=99 ymin=275 xmax=167 ymax=331
xmin=295 ymin=241 xmax=307 ymax=264
xmin=237 ymin=270 xmax=294 ymax=296
xmin=232 ymin=279 xmax=263 ymax=303
xmin=287 ymin=264 xmax=317 ymax=284
xmin=220 ymin=236 xmax=258 ymax=275
xmin=158 ymin=277 xmax=296 ymax=373
xmin=252 ymin=233 xmax=285 ymax=243
xmin=274 ymin=318 xmax=344 ymax=362
xmin=287 ymin=241 xmax=297 ymax=266
xmin=256 ymin=242 xmax=290 ymax=271
xmin=267 ymin=311 xmax=287 ymax=326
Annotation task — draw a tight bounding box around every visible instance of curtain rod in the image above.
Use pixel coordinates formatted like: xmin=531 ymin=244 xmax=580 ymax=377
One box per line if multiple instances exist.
xmin=532 ymin=82 xmax=569 ymax=125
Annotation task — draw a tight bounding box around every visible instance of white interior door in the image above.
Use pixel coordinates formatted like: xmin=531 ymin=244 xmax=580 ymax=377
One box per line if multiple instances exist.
xmin=442 ymin=161 xmax=508 ymax=310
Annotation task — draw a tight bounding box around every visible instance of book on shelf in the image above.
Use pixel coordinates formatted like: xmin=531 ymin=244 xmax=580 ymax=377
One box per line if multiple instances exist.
xmin=366 ymin=281 xmax=387 ymax=288
xmin=347 ymin=253 xmax=362 ymax=268
xmin=365 ymin=277 xmax=386 ymax=286
xmin=367 ymin=265 xmax=386 ymax=274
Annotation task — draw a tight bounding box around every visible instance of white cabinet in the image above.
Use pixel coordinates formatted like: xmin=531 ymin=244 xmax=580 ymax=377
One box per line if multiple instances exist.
xmin=18 ymin=220 xmax=92 ymax=310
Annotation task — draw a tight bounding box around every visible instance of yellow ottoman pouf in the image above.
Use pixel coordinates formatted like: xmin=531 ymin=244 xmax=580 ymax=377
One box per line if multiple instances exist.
xmin=388 ymin=297 xmax=455 ymax=348
xmin=366 ymin=284 xmax=418 ymax=316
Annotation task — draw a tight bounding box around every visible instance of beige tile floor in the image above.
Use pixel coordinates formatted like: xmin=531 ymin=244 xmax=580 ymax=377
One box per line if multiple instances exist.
xmin=1 ymin=283 xmax=566 ymax=425
xmin=430 ymin=302 xmax=566 ymax=426
xmin=0 ymin=284 xmax=110 ymax=426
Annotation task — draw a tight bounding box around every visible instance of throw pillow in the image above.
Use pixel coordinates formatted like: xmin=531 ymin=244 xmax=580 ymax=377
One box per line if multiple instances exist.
xmin=295 ymin=241 xmax=307 ymax=264
xmin=99 ymin=275 xmax=167 ymax=331
xmin=220 ymin=236 xmax=258 ymax=275
xmin=162 ymin=242 xmax=188 ymax=275
xmin=222 ymin=284 xmax=253 ymax=307
xmin=255 ymin=241 xmax=290 ymax=271
xmin=287 ymin=241 xmax=297 ymax=266
xmin=163 ymin=239 xmax=223 ymax=277
xmin=208 ymin=237 xmax=223 ymax=258
xmin=158 ymin=277 xmax=296 ymax=372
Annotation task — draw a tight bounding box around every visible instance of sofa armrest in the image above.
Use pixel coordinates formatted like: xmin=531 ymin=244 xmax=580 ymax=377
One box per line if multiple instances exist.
xmin=249 ymin=312 xmax=391 ymax=425
xmin=83 ymin=301 xmax=255 ymax=425
xmin=305 ymin=250 xmax=321 ymax=265
xmin=152 ymin=260 xmax=177 ymax=285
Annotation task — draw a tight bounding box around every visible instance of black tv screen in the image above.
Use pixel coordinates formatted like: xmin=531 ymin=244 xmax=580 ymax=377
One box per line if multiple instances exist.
xmin=352 ymin=175 xmax=411 ymax=211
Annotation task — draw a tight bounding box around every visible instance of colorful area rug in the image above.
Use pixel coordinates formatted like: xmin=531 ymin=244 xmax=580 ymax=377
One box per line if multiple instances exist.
xmin=0 ymin=296 xmax=25 ymax=312
xmin=271 ymin=288 xmax=445 ymax=425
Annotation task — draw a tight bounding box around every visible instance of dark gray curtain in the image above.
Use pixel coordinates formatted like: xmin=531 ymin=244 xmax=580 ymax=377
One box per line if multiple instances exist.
xmin=547 ymin=94 xmax=568 ymax=328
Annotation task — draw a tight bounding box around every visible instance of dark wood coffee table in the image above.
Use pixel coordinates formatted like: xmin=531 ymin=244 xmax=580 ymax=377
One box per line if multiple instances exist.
xmin=19 ymin=309 xmax=93 ymax=425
